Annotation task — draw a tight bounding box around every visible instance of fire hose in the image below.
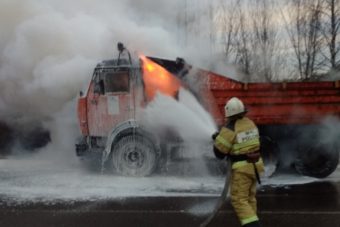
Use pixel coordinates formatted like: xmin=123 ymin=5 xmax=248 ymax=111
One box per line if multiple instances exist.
xmin=200 ymin=158 xmax=232 ymax=227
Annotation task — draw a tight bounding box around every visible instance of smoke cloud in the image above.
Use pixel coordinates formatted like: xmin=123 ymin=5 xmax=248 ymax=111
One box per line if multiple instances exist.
xmin=0 ymin=0 xmax=222 ymax=157
xmin=0 ymin=0 xmax=185 ymax=120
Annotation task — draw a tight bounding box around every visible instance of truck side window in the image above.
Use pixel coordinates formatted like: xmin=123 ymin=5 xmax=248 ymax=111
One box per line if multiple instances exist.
xmin=93 ymin=73 xmax=105 ymax=95
xmin=104 ymin=72 xmax=129 ymax=93
xmin=94 ymin=80 xmax=105 ymax=95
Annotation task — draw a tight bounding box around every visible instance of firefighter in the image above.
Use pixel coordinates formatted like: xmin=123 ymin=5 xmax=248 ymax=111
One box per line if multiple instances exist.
xmin=212 ymin=97 xmax=264 ymax=227
xmin=117 ymin=42 xmax=132 ymax=65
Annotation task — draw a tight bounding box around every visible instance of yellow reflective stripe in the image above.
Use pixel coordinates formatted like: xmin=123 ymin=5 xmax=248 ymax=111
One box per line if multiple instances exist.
xmin=232 ymin=158 xmax=263 ymax=169
xmin=241 ymin=215 xmax=259 ymax=225
xmin=216 ymin=135 xmax=232 ymax=149
xmin=232 ymin=160 xmax=248 ymax=169
xmin=214 ymin=135 xmax=232 ymax=154
xmin=232 ymin=138 xmax=260 ymax=153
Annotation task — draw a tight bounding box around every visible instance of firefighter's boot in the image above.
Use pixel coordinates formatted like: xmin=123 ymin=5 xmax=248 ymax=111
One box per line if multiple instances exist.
xmin=242 ymin=221 xmax=261 ymax=227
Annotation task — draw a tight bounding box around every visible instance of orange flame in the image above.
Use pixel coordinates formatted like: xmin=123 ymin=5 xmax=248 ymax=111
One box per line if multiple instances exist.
xmin=140 ymin=55 xmax=181 ymax=101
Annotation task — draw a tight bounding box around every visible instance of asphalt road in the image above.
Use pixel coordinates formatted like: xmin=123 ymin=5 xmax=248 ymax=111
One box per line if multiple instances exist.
xmin=0 ymin=158 xmax=340 ymax=227
xmin=1 ymin=181 xmax=340 ymax=226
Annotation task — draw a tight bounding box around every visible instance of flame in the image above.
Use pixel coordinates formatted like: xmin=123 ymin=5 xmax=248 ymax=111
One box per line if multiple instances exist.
xmin=140 ymin=55 xmax=181 ymax=101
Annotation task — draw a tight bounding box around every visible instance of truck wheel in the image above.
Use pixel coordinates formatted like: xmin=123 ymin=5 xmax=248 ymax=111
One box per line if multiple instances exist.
xmin=260 ymin=136 xmax=279 ymax=177
xmin=295 ymin=143 xmax=339 ymax=178
xmin=112 ymin=135 xmax=157 ymax=176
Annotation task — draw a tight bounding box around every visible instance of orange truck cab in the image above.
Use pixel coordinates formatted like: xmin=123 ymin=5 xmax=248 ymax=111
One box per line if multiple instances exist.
xmin=76 ymin=57 xmax=186 ymax=176
xmin=76 ymin=56 xmax=340 ymax=178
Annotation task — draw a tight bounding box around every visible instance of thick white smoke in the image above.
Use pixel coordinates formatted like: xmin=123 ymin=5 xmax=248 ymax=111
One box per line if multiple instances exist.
xmin=0 ymin=0 xmax=219 ymax=158
xmin=0 ymin=0 xmax=184 ymax=119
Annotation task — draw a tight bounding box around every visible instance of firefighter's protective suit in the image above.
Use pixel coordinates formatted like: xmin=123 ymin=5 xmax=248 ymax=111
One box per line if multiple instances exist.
xmin=214 ymin=116 xmax=264 ymax=227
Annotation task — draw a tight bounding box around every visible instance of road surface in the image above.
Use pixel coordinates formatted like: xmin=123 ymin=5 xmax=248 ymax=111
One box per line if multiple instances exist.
xmin=0 ymin=158 xmax=339 ymax=227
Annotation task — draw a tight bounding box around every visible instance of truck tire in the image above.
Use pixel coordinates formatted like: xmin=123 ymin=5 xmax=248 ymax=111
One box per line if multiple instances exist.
xmin=0 ymin=121 xmax=13 ymax=156
xmin=260 ymin=136 xmax=279 ymax=177
xmin=295 ymin=142 xmax=339 ymax=178
xmin=112 ymin=135 xmax=158 ymax=176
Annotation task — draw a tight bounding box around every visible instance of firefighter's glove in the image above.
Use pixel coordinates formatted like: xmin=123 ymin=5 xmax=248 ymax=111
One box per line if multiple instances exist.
xmin=211 ymin=132 xmax=219 ymax=140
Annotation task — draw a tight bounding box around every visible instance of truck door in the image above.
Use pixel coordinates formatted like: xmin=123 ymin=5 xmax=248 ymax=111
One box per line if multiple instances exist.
xmin=87 ymin=69 xmax=136 ymax=137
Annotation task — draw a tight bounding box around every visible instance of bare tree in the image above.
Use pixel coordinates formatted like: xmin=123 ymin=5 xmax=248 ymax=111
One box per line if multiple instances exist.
xmin=249 ymin=0 xmax=284 ymax=81
xmin=217 ymin=0 xmax=256 ymax=80
xmin=216 ymin=0 xmax=283 ymax=82
xmin=283 ymin=0 xmax=324 ymax=79
xmin=320 ymin=0 xmax=340 ymax=71
xmin=216 ymin=0 xmax=240 ymax=61
xmin=235 ymin=6 xmax=253 ymax=78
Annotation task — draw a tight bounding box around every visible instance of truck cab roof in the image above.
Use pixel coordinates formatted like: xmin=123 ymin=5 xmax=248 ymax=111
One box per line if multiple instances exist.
xmin=95 ymin=59 xmax=138 ymax=70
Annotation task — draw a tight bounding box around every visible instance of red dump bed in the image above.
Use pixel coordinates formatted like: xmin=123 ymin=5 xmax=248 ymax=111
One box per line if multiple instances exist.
xmin=204 ymin=72 xmax=340 ymax=125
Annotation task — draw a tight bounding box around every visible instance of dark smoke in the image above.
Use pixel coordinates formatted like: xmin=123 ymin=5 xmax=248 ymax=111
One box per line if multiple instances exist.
xmin=0 ymin=120 xmax=50 ymax=155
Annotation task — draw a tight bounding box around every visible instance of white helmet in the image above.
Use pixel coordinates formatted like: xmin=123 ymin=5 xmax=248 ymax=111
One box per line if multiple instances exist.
xmin=224 ymin=97 xmax=246 ymax=117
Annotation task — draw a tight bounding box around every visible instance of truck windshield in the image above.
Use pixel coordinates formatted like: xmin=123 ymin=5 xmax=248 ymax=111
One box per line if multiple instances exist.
xmin=103 ymin=71 xmax=129 ymax=93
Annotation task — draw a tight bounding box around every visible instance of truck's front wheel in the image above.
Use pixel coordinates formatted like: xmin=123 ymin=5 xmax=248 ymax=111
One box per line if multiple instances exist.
xmin=112 ymin=135 xmax=158 ymax=177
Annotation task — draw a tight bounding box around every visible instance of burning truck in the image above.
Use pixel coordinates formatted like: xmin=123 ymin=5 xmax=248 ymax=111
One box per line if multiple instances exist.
xmin=75 ymin=55 xmax=340 ymax=178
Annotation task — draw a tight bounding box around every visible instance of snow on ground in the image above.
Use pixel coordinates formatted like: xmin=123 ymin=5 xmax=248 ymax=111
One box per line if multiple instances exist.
xmin=262 ymin=174 xmax=319 ymax=186
xmin=0 ymin=158 xmax=225 ymax=203
xmin=1 ymin=157 xmax=337 ymax=204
